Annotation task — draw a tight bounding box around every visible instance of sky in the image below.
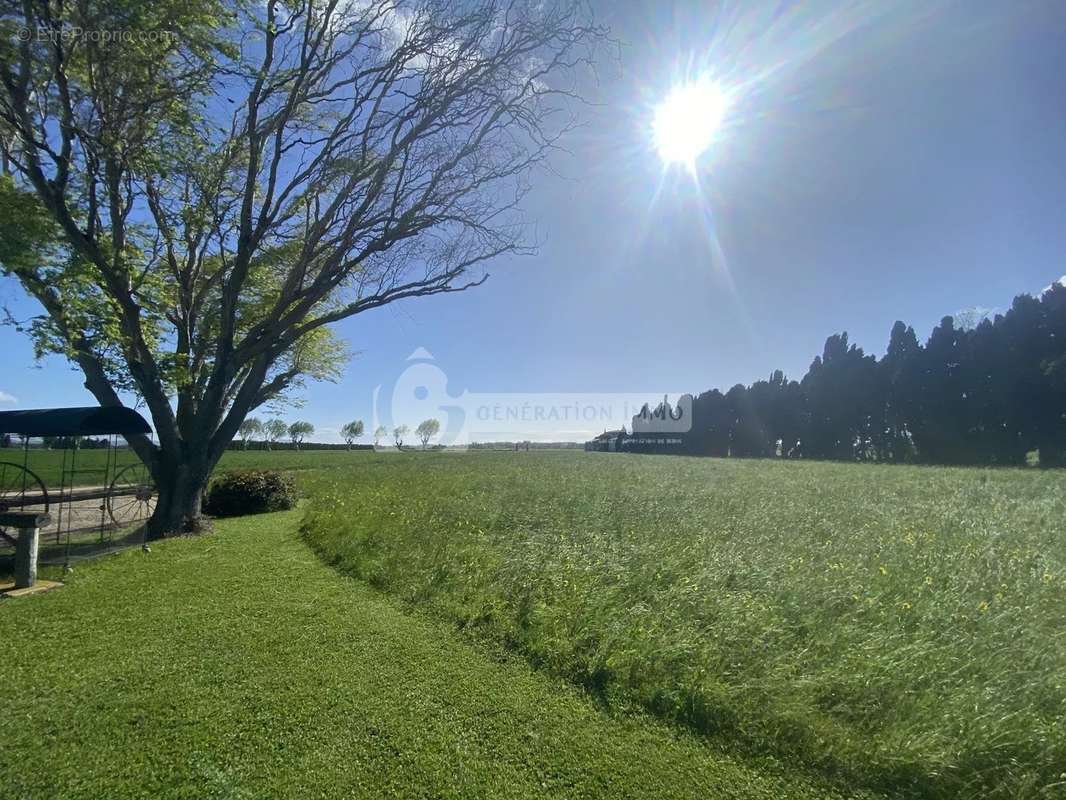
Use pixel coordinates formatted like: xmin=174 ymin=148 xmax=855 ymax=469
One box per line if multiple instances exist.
xmin=3 ymin=0 xmax=1066 ymax=442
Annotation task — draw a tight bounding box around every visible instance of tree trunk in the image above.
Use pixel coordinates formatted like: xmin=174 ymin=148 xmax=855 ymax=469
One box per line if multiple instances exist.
xmin=145 ymin=453 xmax=212 ymax=540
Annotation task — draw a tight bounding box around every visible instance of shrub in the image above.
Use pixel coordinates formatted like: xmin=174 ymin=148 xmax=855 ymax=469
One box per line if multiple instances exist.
xmin=204 ymin=469 xmax=297 ymax=517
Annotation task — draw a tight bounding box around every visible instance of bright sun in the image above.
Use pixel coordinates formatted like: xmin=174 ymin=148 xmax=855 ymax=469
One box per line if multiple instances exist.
xmin=653 ymin=80 xmax=729 ymax=167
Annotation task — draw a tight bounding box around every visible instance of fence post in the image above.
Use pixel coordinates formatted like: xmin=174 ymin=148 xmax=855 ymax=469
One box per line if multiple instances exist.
xmin=1 ymin=512 xmax=51 ymax=588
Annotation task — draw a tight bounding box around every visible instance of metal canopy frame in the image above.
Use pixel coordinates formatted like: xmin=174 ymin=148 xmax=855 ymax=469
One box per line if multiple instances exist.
xmin=0 ymin=406 xmax=151 ymax=438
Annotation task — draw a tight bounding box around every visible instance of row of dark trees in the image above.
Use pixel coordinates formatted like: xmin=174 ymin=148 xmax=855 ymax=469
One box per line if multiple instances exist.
xmin=650 ymin=284 xmax=1065 ymax=466
xmin=0 ymin=434 xmax=110 ymax=449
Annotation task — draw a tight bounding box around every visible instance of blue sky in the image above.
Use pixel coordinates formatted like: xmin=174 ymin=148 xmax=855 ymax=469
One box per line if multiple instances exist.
xmin=3 ymin=0 xmax=1066 ymax=442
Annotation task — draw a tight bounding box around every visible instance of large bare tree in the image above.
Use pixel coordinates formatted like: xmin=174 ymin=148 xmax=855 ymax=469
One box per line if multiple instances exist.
xmin=0 ymin=0 xmax=603 ymax=535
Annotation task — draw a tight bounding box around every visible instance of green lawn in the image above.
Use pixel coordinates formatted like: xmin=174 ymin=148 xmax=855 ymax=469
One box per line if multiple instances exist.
xmin=301 ymin=452 xmax=1066 ymax=799
xmin=0 ymin=508 xmax=867 ymax=800
xmin=6 ymin=449 xmax=1064 ymax=798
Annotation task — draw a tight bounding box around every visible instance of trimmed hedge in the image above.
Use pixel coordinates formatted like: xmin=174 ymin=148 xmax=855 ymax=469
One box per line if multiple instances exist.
xmin=203 ymin=469 xmax=297 ymax=517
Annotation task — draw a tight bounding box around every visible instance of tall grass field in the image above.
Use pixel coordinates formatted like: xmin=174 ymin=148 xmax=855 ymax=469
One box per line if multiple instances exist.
xmin=300 ymin=452 xmax=1065 ymax=799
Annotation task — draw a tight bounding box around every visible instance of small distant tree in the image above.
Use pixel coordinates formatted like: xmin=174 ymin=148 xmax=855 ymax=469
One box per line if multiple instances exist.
xmin=289 ymin=421 xmax=315 ymax=450
xmin=239 ymin=418 xmax=264 ymax=449
xmin=340 ymin=420 xmax=365 ymax=450
xmin=393 ymin=425 xmax=409 ymax=449
xmin=416 ymin=419 xmax=441 ymax=449
xmin=264 ymin=419 xmax=288 ymax=451
xmin=373 ymin=425 xmax=388 ymax=448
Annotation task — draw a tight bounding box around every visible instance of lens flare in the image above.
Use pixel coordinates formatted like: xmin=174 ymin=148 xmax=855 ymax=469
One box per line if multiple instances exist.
xmin=652 ymin=80 xmax=729 ymax=167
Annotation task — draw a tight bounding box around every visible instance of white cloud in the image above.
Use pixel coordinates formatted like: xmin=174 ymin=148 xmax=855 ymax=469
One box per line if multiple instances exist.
xmin=0 ymin=390 xmax=17 ymax=404
xmin=1041 ymin=275 xmax=1066 ymax=295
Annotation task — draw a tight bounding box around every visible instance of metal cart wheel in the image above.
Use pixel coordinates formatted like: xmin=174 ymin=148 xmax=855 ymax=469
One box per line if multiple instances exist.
xmin=106 ymin=463 xmax=157 ymax=527
xmin=0 ymin=460 xmax=49 ymax=514
xmin=0 ymin=460 xmax=49 ymax=544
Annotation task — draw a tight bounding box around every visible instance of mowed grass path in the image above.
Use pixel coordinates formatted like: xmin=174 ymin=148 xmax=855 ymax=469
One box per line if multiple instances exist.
xmin=0 ymin=509 xmax=867 ymax=800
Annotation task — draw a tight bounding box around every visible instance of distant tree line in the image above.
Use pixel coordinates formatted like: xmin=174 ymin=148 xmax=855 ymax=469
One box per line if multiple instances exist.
xmin=627 ymin=285 xmax=1066 ymax=466
xmin=0 ymin=434 xmax=111 ymax=449
xmin=228 ymin=417 xmax=443 ymax=450
xmin=226 ymin=438 xmax=372 ymax=452
xmin=469 ymin=441 xmax=585 ymax=450
xmin=230 ymin=417 xmax=368 ymax=451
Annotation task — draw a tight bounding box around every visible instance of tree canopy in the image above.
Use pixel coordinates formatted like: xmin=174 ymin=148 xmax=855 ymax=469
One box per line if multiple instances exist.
xmin=340 ymin=420 xmax=364 ymax=448
xmin=238 ymin=416 xmax=263 ymax=447
xmin=264 ymin=418 xmax=288 ymax=448
xmin=288 ymin=420 xmax=314 ymax=447
xmin=0 ymin=0 xmax=603 ymax=534
xmin=635 ymin=285 xmax=1066 ymax=467
xmin=416 ymin=417 xmax=440 ymax=448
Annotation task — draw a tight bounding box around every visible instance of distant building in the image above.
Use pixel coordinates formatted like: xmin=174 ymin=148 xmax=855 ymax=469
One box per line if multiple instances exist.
xmin=584 ymin=394 xmax=694 ymax=453
xmin=631 ymin=394 xmax=693 ymax=435
xmin=585 ymin=428 xmax=627 ymax=452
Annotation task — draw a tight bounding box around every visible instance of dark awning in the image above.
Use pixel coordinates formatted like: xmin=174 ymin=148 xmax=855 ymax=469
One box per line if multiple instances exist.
xmin=0 ymin=406 xmax=152 ymax=437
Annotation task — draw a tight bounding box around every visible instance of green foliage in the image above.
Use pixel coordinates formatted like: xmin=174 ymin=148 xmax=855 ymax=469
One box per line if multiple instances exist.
xmin=301 ymin=452 xmax=1066 ymax=800
xmin=0 ymin=175 xmax=60 ymax=273
xmin=340 ymin=420 xmax=364 ymax=446
xmin=238 ymin=417 xmax=263 ymax=446
xmin=416 ymin=418 xmax=442 ymax=448
xmin=0 ymin=176 xmax=147 ymax=390
xmin=0 ymin=510 xmax=857 ymax=800
xmin=203 ymin=469 xmax=297 ymax=517
xmin=0 ymin=0 xmax=232 ymax=395
xmin=287 ymin=420 xmax=314 ymax=446
xmin=1 ymin=2 xmax=345 ymax=408
xmin=264 ymin=419 xmax=289 ymax=446
xmin=680 ymin=285 xmax=1066 ymax=466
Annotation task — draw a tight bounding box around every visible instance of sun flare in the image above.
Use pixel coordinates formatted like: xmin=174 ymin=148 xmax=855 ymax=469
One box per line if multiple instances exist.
xmin=653 ymin=80 xmax=729 ymax=167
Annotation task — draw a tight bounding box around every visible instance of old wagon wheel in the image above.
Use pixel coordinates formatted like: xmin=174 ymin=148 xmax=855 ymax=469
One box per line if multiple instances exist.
xmin=0 ymin=461 xmax=49 ymax=513
xmin=0 ymin=461 xmax=49 ymax=545
xmin=106 ymin=463 xmax=157 ymax=527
